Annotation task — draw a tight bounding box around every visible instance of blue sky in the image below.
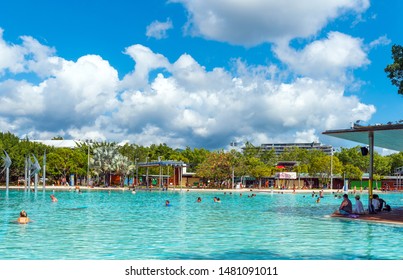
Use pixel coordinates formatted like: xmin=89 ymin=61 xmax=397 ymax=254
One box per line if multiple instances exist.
xmin=0 ymin=0 xmax=402 ymax=151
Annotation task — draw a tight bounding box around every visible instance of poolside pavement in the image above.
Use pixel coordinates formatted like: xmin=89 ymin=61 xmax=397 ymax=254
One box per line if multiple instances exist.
xmin=331 ymin=208 xmax=403 ymax=226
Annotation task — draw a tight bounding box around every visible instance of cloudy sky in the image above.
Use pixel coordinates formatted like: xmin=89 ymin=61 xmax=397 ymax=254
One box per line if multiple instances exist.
xmin=0 ymin=0 xmax=402 ymax=151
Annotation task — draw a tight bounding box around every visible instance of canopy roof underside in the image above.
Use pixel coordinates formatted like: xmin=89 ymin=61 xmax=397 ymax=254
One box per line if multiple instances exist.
xmin=322 ymin=123 xmax=403 ymax=152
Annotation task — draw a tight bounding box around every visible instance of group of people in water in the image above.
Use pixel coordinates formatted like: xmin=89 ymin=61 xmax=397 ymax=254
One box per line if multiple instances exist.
xmin=335 ymin=193 xmax=391 ymax=215
xmin=16 ymin=189 xmax=392 ymax=223
xmin=16 ymin=193 xmax=58 ymax=224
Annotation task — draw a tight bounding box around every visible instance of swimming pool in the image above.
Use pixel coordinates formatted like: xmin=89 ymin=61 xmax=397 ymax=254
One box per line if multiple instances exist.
xmin=1 ymin=189 xmax=402 ymax=260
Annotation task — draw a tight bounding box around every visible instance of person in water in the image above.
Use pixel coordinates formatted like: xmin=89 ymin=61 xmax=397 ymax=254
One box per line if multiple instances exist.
xmin=50 ymin=194 xmax=58 ymax=202
xmin=335 ymin=194 xmax=352 ymax=215
xmin=17 ymin=210 xmax=30 ymax=224
xmin=196 ymin=197 xmax=202 ymax=203
xmin=353 ymin=195 xmax=365 ymax=214
xmin=165 ymin=200 xmax=170 ymax=206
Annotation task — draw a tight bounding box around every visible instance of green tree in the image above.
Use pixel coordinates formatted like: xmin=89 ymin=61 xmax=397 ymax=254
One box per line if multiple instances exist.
xmin=46 ymin=148 xmax=82 ymax=182
xmin=387 ymin=152 xmax=403 ymax=174
xmin=343 ymin=164 xmax=363 ymax=181
xmin=308 ymin=151 xmax=343 ymax=187
xmin=181 ymin=147 xmax=210 ymax=172
xmin=373 ymin=153 xmax=392 ymax=176
xmin=246 ymin=157 xmax=273 ymax=188
xmin=196 ymin=151 xmax=231 ymax=187
xmin=385 ymin=44 xmax=403 ymax=95
xmin=91 ymin=142 xmax=118 ymax=186
xmin=113 ymin=153 xmax=134 ymax=187
xmin=336 ymin=146 xmax=369 ymax=172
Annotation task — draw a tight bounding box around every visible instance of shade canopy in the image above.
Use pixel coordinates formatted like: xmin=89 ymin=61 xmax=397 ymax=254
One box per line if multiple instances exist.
xmin=322 ymin=123 xmax=403 ymax=152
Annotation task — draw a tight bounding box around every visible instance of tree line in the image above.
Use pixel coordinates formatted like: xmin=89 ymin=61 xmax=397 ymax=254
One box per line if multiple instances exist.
xmin=1 ymin=131 xmax=403 ymax=188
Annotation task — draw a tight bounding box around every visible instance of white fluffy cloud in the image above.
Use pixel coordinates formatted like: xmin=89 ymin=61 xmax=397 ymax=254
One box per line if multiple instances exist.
xmin=274 ymin=32 xmax=370 ymax=81
xmin=0 ymin=31 xmax=119 ymax=136
xmin=0 ymin=28 xmax=63 ymax=77
xmin=0 ymin=28 xmax=26 ymax=74
xmin=146 ymin=18 xmax=173 ymax=39
xmin=172 ymin=0 xmax=370 ymax=45
xmin=107 ymin=51 xmax=375 ymax=148
xmin=121 ymin=44 xmax=171 ymax=89
xmin=0 ymin=28 xmax=376 ymax=149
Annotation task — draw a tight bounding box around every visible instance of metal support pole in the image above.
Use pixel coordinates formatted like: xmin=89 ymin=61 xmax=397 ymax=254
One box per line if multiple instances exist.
xmin=34 ymin=173 xmax=38 ymax=193
xmin=43 ymin=150 xmax=46 ymax=192
xmin=24 ymin=156 xmax=28 ymax=191
xmin=232 ymin=166 xmax=234 ymax=189
xmin=368 ymin=131 xmax=374 ymax=213
xmin=6 ymin=167 xmax=9 ymax=193
xmin=330 ymin=148 xmax=333 ymax=190
xmin=146 ymin=157 xmax=149 ymax=188
xmin=135 ymin=158 xmax=138 ymax=186
xmin=87 ymin=144 xmax=90 ymax=186
xmin=158 ymin=156 xmax=162 ymax=188
xmin=27 ymin=156 xmax=31 ymax=191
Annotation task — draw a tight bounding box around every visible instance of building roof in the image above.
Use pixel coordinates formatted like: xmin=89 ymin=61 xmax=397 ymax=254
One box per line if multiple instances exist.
xmin=31 ymin=140 xmax=82 ymax=148
xmin=322 ymin=123 xmax=403 ymax=152
xmin=137 ymin=160 xmax=185 ymax=167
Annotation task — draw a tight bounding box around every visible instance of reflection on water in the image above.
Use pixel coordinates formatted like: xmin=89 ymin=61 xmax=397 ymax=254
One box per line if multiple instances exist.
xmin=1 ymin=190 xmax=402 ymax=260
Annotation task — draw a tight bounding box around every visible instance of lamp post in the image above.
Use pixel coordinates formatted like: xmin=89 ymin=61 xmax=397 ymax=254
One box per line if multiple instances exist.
xmin=158 ymin=156 xmax=162 ymax=188
xmin=146 ymin=156 xmax=149 ymax=188
xmin=135 ymin=158 xmax=138 ymax=186
xmin=84 ymin=139 xmax=92 ymax=186
xmin=230 ymin=141 xmax=238 ymax=189
xmin=87 ymin=144 xmax=90 ymax=186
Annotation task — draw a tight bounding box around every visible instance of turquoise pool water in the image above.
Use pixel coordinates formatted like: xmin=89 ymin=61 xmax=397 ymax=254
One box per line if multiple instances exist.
xmin=1 ymin=189 xmax=402 ymax=260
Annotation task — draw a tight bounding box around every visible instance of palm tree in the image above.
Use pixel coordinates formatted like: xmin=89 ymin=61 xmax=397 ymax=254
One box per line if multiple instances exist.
xmin=91 ymin=142 xmax=118 ymax=186
xmin=113 ymin=153 xmax=134 ymax=187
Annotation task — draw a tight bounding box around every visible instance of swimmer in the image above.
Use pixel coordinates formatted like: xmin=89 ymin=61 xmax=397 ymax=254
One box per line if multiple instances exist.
xmin=316 ymin=197 xmax=320 ymax=203
xmin=196 ymin=197 xmax=202 ymax=203
xmin=165 ymin=200 xmax=170 ymax=206
xmin=50 ymin=194 xmax=58 ymax=202
xmin=17 ymin=210 xmax=30 ymax=224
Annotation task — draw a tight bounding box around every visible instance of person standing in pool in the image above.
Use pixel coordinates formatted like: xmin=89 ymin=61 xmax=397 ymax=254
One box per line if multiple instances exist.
xmin=17 ymin=210 xmax=30 ymax=224
xmin=50 ymin=194 xmax=58 ymax=202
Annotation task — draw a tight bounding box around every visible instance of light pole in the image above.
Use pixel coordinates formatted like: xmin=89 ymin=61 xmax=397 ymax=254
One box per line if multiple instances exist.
xmin=135 ymin=158 xmax=138 ymax=186
xmin=230 ymin=141 xmax=238 ymax=189
xmin=84 ymin=139 xmax=93 ymax=186
xmin=87 ymin=144 xmax=90 ymax=186
xmin=146 ymin=156 xmax=149 ymax=188
xmin=158 ymin=156 xmax=162 ymax=188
